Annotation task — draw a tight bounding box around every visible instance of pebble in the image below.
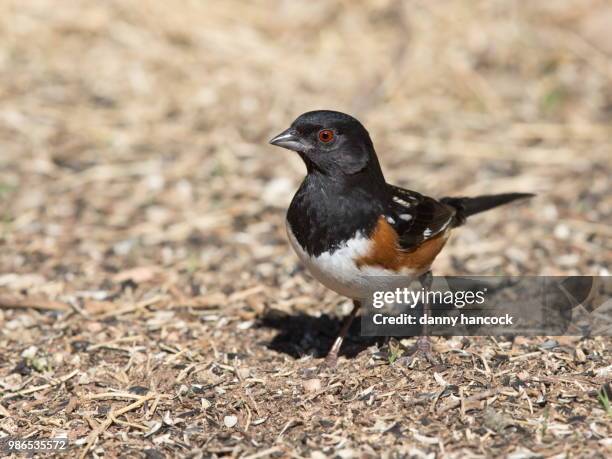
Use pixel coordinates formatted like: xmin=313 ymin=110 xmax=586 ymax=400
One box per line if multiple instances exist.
xmin=223 ymin=415 xmax=238 ymax=428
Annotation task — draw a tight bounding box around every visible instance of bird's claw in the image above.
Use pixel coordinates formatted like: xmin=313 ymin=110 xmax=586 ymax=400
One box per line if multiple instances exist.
xmin=323 ymin=353 xmax=338 ymax=368
xmin=397 ymin=336 xmax=439 ymax=367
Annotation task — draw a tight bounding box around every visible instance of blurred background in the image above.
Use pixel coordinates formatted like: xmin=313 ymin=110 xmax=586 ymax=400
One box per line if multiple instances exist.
xmin=0 ymin=1 xmax=611 ymax=455
xmin=1 ymin=1 xmax=610 ymax=297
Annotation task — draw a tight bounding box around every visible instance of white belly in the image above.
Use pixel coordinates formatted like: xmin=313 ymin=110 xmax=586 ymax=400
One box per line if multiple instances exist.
xmin=286 ymin=222 xmax=420 ymax=300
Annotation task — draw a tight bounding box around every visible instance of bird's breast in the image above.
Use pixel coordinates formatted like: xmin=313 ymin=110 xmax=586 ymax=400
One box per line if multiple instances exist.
xmin=286 ymin=220 xmax=424 ymax=300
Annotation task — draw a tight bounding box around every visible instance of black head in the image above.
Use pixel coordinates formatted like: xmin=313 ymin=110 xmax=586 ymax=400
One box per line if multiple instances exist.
xmin=269 ymin=110 xmax=383 ymax=178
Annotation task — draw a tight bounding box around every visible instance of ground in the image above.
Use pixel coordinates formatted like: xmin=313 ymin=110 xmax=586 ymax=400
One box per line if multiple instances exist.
xmin=0 ymin=1 xmax=611 ymax=458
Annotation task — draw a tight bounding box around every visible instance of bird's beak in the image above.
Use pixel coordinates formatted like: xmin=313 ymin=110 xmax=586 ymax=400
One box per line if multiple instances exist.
xmin=269 ymin=128 xmax=306 ymax=152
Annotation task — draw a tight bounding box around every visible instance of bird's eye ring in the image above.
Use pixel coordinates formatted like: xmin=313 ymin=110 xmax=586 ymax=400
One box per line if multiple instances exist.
xmin=318 ymin=129 xmax=334 ymax=143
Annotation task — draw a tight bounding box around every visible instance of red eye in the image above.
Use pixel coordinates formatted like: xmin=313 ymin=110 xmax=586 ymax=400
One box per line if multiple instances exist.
xmin=318 ymin=129 xmax=334 ymax=143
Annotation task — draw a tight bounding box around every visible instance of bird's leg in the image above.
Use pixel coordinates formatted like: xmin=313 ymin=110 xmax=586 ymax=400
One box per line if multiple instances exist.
xmin=324 ymin=300 xmax=361 ymax=367
xmin=400 ymin=271 xmax=438 ymax=366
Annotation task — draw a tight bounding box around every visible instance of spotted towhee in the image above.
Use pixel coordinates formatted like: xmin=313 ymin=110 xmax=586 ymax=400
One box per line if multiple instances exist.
xmin=270 ymin=110 xmax=533 ymax=366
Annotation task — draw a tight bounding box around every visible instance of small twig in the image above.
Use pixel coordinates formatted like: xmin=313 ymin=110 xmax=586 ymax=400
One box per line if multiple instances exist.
xmin=243 ymin=401 xmax=252 ymax=433
xmin=437 ymin=389 xmax=499 ymax=414
xmin=67 ymin=298 xmax=91 ymax=318
xmin=299 ymin=382 xmax=343 ymax=404
xmin=1 ymin=369 xmax=79 ymax=400
xmin=84 ymin=415 xmax=99 ymax=431
xmin=489 ymin=336 xmax=505 ymax=352
xmin=228 ymin=285 xmax=265 ymax=302
xmin=520 ymin=387 xmax=534 ymax=415
xmin=79 ymin=393 xmax=157 ymax=459
xmin=176 ymin=363 xmax=198 ymax=383
xmin=146 ymin=394 xmax=162 ymax=420
xmin=477 ymin=353 xmax=492 ymax=377
xmin=276 ymin=418 xmax=299 ymax=442
xmin=166 ymin=347 xmax=190 ymax=364
xmin=246 ymin=391 xmax=262 ymax=417
xmin=159 ymin=343 xmax=181 ymax=354
xmin=112 ymin=418 xmax=149 ymax=431
xmin=88 ymin=336 xmax=144 ymax=351
xmin=0 ymin=294 xmax=69 ymax=312
xmin=96 ymin=296 xmax=163 ymax=319
xmin=429 ymin=388 xmax=445 ymax=414
xmin=509 ymin=351 xmax=541 ymax=362
xmin=87 ymin=391 xmax=151 ymax=401
xmin=529 ymin=375 xmax=597 ymax=387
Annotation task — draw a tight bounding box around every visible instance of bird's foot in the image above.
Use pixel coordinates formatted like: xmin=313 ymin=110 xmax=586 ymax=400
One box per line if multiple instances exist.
xmin=397 ymin=336 xmax=438 ymax=367
xmin=323 ymin=350 xmax=339 ymax=369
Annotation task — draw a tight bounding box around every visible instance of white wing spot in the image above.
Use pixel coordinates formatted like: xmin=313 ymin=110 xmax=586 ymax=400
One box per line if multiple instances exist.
xmin=399 ymin=214 xmax=413 ymax=221
xmin=392 ymin=196 xmax=411 ymax=207
xmin=423 ymin=228 xmax=433 ymax=237
xmin=386 ymin=216 xmax=396 ymax=224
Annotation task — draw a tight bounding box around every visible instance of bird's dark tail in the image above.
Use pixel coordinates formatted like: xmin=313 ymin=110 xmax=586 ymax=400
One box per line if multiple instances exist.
xmin=441 ymin=193 xmax=534 ymax=226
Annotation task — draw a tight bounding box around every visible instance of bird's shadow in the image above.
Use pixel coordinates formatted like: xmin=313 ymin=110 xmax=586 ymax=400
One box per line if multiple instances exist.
xmin=256 ymin=308 xmax=386 ymax=359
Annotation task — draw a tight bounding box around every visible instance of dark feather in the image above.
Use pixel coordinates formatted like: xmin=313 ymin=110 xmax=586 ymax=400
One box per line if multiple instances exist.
xmin=441 ymin=193 xmax=534 ymax=225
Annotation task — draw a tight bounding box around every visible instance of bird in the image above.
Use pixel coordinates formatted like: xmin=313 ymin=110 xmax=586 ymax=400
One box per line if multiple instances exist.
xmin=269 ymin=110 xmax=533 ymax=367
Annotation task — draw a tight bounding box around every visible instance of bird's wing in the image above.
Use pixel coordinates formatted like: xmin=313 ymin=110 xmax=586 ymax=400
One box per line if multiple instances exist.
xmin=385 ymin=185 xmax=456 ymax=251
